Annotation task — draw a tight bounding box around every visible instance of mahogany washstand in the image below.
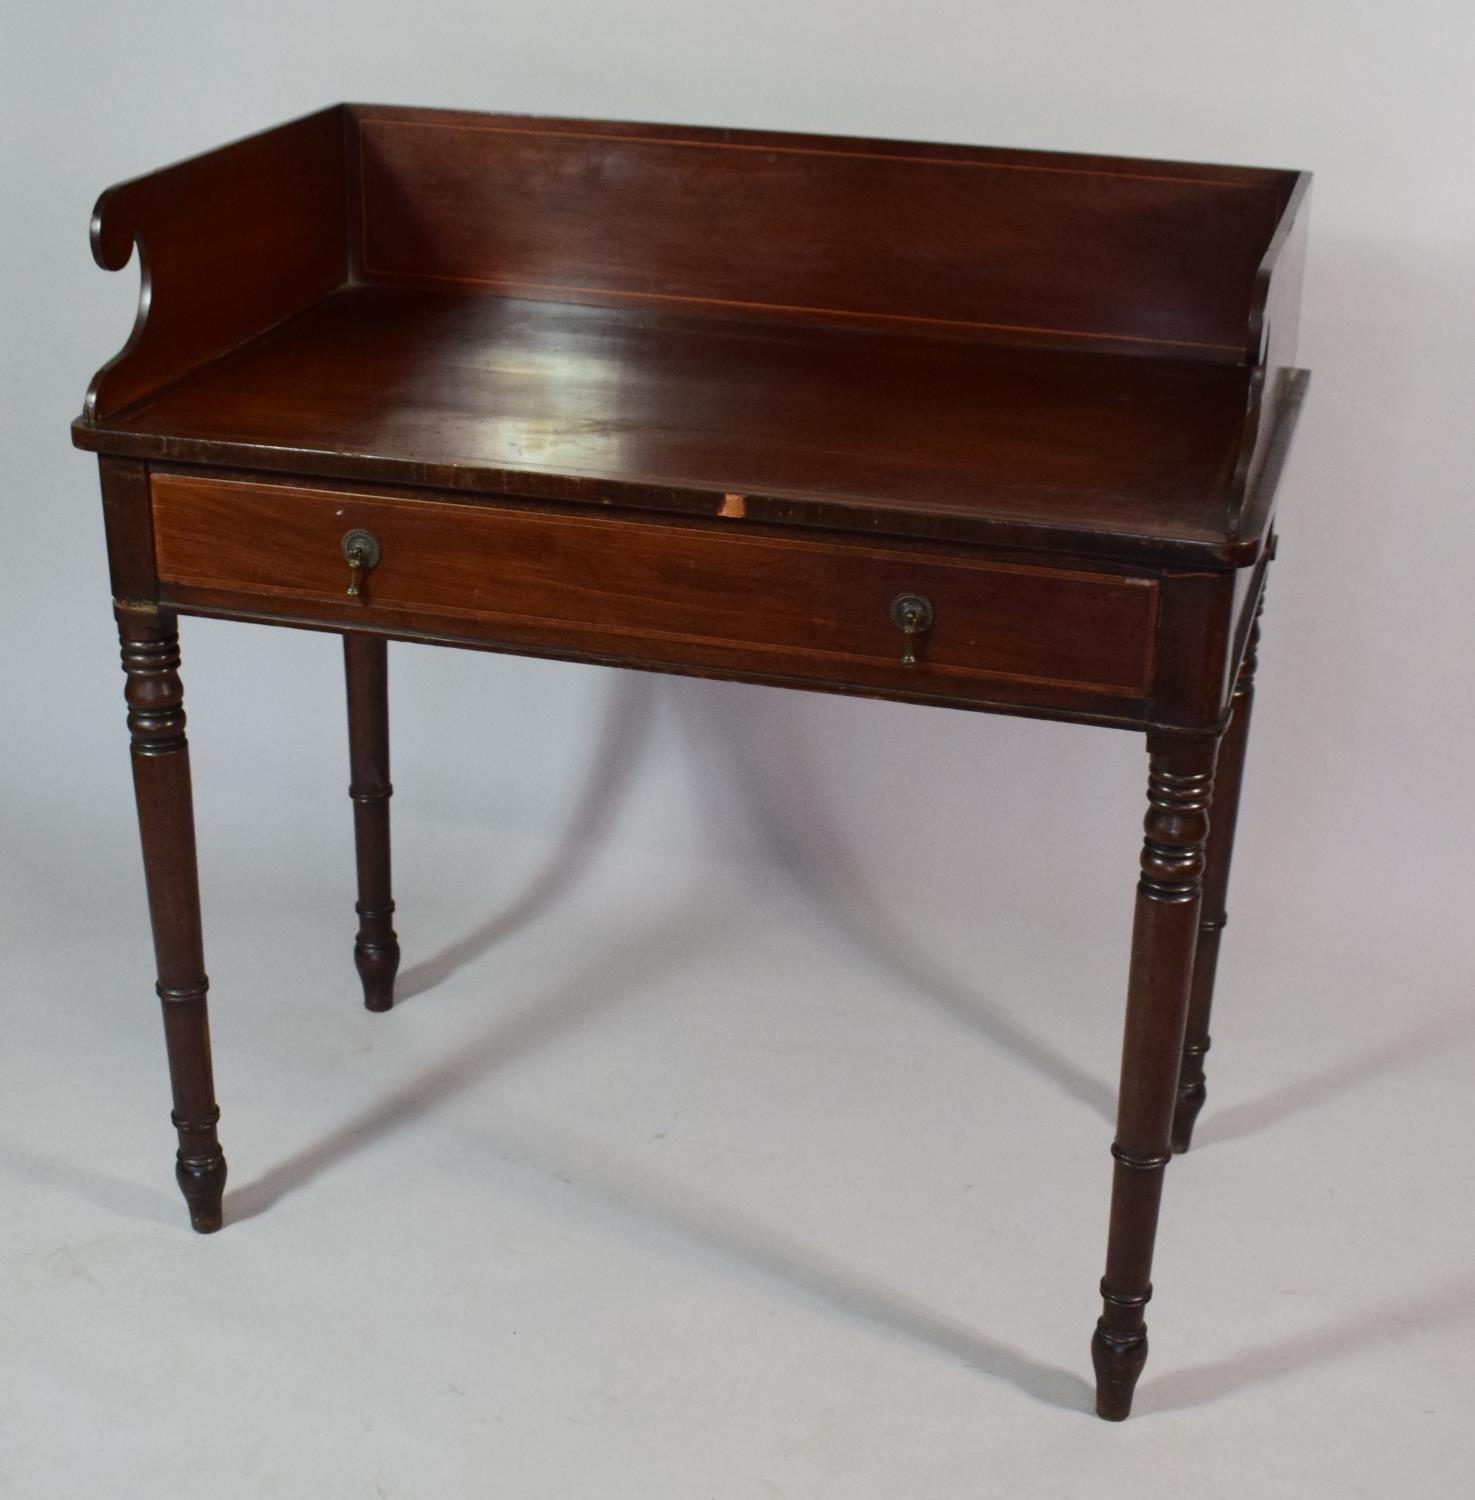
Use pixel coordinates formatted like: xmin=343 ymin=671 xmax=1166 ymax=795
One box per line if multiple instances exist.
xmin=72 ymin=105 xmax=1310 ymax=1420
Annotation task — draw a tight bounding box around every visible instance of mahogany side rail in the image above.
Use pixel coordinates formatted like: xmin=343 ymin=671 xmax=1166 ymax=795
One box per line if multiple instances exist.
xmin=73 ymin=105 xmax=1311 ymax=1421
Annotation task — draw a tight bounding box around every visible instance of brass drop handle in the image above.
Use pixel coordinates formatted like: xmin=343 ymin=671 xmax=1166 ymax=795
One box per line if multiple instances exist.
xmin=889 ymin=592 xmax=934 ymax=667
xmin=341 ymin=529 xmax=381 ymax=599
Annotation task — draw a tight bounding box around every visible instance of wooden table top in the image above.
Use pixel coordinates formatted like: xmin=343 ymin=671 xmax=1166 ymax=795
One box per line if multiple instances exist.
xmin=73 ymin=105 xmax=1309 ymax=573
xmin=78 ymin=285 xmax=1258 ymax=565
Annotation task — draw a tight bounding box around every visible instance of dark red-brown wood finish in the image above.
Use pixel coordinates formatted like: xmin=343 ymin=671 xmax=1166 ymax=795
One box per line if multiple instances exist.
xmin=73 ymin=105 xmax=1310 ymax=1422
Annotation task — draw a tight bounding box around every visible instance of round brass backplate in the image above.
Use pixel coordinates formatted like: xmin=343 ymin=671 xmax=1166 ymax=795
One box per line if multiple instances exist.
xmin=889 ymin=592 xmax=933 ymax=633
xmin=340 ymin=529 xmax=381 ymax=569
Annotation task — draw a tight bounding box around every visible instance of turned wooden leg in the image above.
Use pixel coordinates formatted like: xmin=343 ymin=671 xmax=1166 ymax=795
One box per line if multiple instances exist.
xmin=1173 ymin=599 xmax=1263 ymax=1152
xmin=118 ymin=606 xmax=227 ymax=1233
xmin=1092 ymin=731 xmax=1218 ymax=1420
xmin=344 ymin=633 xmax=399 ymax=1012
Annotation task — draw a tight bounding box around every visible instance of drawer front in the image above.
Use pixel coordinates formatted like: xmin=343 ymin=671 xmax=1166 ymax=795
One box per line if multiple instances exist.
xmin=151 ymin=475 xmax=1159 ymax=705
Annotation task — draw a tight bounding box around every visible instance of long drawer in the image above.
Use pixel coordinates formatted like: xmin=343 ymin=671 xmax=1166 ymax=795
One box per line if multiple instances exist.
xmin=150 ymin=473 xmax=1160 ymax=709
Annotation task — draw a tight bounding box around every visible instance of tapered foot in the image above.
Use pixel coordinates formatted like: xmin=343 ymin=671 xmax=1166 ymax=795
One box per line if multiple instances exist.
xmin=1171 ymin=1076 xmax=1207 ymax=1154
xmin=1092 ymin=1323 xmax=1148 ymax=1421
xmin=354 ymin=926 xmax=400 ymax=1013
xmin=176 ymin=1149 xmax=227 ymax=1234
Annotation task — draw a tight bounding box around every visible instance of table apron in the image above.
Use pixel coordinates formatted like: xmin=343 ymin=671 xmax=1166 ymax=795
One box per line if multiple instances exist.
xmin=149 ymin=472 xmax=1163 ymax=724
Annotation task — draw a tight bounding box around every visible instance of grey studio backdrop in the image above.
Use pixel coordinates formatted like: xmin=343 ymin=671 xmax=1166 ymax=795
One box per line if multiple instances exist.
xmin=2 ymin=3 xmax=1472 ymax=1497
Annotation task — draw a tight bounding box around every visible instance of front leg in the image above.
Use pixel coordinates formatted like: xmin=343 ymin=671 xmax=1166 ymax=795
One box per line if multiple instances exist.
xmin=1092 ymin=731 xmax=1218 ymax=1419
xmin=118 ymin=606 xmax=227 ymax=1232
